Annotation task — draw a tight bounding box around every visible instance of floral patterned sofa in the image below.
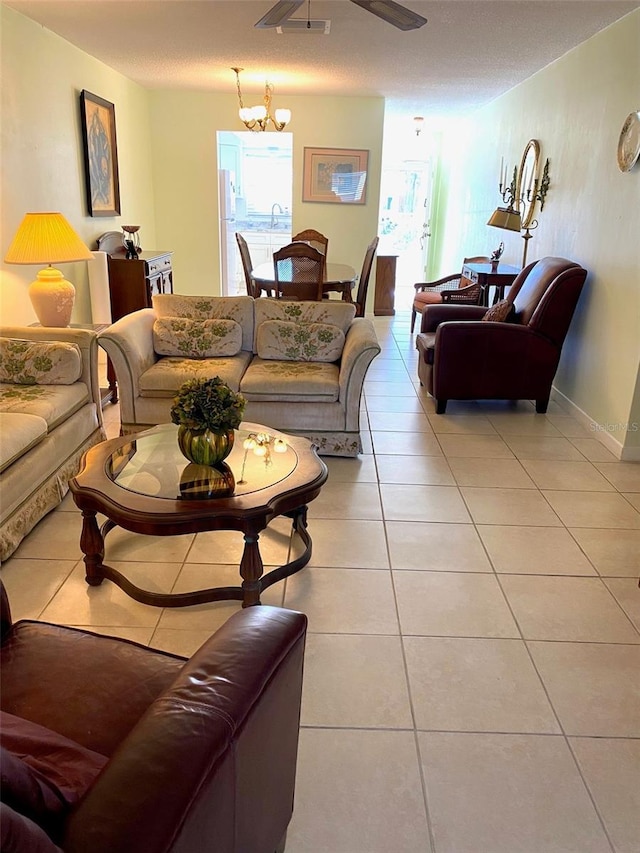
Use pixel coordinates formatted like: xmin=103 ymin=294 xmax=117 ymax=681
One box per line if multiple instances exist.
xmin=0 ymin=328 xmax=105 ymax=561
xmin=99 ymin=295 xmax=380 ymax=456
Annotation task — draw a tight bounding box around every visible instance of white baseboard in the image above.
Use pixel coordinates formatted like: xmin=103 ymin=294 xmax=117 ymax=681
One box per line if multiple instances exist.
xmin=550 ymin=387 xmax=640 ymax=462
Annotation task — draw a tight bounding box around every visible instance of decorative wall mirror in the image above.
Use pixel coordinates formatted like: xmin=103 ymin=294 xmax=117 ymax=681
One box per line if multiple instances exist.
xmin=516 ymin=139 xmax=541 ymax=229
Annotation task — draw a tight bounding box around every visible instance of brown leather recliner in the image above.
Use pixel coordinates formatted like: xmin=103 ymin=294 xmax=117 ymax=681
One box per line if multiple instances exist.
xmin=415 ymin=257 xmax=587 ymax=414
xmin=0 ymin=579 xmax=307 ymax=853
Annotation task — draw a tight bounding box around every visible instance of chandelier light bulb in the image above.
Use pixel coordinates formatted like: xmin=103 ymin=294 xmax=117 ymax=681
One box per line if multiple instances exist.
xmin=232 ymin=67 xmax=291 ymax=132
xmin=275 ymin=108 xmax=291 ymax=126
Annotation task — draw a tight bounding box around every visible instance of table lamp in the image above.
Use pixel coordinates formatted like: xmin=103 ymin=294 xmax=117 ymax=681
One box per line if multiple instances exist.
xmin=4 ymin=212 xmax=93 ymax=327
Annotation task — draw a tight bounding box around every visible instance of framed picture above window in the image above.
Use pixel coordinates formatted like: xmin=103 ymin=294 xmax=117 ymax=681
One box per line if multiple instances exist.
xmin=302 ymin=147 xmax=369 ymax=204
xmin=79 ymin=90 xmax=121 ymax=217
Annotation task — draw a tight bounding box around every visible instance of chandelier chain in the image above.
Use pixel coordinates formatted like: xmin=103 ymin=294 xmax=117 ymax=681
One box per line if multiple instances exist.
xmin=232 ymin=67 xmax=245 ymax=109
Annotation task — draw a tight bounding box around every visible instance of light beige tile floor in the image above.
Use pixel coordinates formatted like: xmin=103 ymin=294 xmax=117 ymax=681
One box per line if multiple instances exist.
xmin=2 ymin=314 xmax=639 ymax=853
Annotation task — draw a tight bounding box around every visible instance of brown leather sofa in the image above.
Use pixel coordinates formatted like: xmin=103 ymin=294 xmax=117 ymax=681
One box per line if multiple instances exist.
xmin=0 ymin=580 xmax=307 ymax=853
xmin=415 ymin=257 xmax=587 ymax=413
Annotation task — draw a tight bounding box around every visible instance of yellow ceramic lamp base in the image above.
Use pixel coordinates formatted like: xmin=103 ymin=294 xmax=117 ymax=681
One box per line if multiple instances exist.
xmin=29 ymin=266 xmax=75 ymax=327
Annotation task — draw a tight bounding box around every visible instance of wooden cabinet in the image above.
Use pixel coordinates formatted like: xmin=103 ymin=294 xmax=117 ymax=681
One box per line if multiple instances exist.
xmin=102 ymin=249 xmax=173 ymax=402
xmin=106 ymin=251 xmax=174 ymax=321
xmin=374 ymin=255 xmax=398 ymax=316
xmin=245 ymin=232 xmax=292 ymax=271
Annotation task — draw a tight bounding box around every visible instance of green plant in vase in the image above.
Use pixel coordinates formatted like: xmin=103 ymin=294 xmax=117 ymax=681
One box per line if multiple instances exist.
xmin=171 ymin=377 xmax=246 ymax=467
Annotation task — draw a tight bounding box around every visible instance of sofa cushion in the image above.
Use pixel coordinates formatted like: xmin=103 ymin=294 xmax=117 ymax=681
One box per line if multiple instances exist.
xmin=139 ymin=352 xmax=253 ymax=397
xmin=0 ymin=383 xmax=90 ymax=430
xmin=153 ymin=318 xmax=243 ymax=358
xmin=254 ymin=299 xmax=356 ymax=340
xmin=241 ymin=358 xmax=340 ymax=402
xmin=0 ymin=413 xmax=48 ymax=473
xmin=152 ymin=294 xmax=255 ymax=351
xmin=0 ymin=339 xmax=81 ymax=385
xmin=482 ymin=298 xmax=515 ymax=323
xmin=256 ymin=320 xmax=345 ymax=363
xmin=413 ymin=291 xmax=443 ymax=308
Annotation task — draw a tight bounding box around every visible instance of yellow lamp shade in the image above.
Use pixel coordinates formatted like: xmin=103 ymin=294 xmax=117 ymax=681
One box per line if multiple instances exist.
xmin=4 ymin=212 xmax=93 ymax=327
xmin=487 ymin=206 xmax=522 ymax=232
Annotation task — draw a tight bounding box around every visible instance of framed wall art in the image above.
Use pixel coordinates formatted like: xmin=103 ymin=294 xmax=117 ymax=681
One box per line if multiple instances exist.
xmin=79 ymin=90 xmax=121 ymax=217
xmin=302 ymin=147 xmax=369 ymax=204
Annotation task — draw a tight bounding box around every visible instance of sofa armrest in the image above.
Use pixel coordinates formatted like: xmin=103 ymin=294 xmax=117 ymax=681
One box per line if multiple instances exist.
xmin=63 ymin=606 xmax=307 ymax=853
xmin=98 ymin=310 xmax=157 ymax=426
xmin=338 ymin=318 xmax=380 ymax=429
xmin=0 ymin=327 xmax=103 ymax=426
xmin=420 ymin=304 xmax=487 ymax=333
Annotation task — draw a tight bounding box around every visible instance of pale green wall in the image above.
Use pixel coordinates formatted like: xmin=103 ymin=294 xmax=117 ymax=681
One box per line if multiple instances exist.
xmin=436 ymin=10 xmax=640 ymax=457
xmin=149 ymin=91 xmax=384 ymax=305
xmin=0 ymin=5 xmax=157 ymax=325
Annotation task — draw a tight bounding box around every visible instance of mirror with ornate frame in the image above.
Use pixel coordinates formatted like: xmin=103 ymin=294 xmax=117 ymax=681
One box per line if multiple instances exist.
xmin=516 ymin=139 xmax=541 ymax=229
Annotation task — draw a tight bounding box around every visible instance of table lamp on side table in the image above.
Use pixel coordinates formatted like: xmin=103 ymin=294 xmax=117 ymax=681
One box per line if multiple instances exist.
xmin=4 ymin=212 xmax=93 ymax=327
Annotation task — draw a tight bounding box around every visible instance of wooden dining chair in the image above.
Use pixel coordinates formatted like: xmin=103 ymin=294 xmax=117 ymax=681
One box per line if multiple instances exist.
xmin=353 ymin=236 xmax=379 ymax=317
xmin=291 ymin=229 xmax=329 ymax=262
xmin=235 ymin=232 xmax=260 ymax=298
xmin=273 ymin=242 xmax=325 ymax=301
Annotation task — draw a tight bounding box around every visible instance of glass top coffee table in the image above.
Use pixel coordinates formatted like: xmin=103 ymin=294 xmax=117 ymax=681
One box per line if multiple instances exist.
xmin=70 ymin=422 xmax=328 ymax=608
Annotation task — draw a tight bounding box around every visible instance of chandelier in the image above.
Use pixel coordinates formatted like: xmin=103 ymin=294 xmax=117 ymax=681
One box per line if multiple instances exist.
xmin=232 ymin=67 xmax=291 ymax=132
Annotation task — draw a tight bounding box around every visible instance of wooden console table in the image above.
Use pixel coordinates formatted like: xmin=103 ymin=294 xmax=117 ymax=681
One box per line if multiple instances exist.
xmin=374 ymin=254 xmax=398 ymax=316
xmin=461 ymin=263 xmax=520 ymax=306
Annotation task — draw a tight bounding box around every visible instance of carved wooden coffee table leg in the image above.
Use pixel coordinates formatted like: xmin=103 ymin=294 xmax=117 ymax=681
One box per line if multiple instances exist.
xmin=80 ymin=510 xmax=105 ymax=586
xmin=240 ymin=532 xmax=264 ymax=607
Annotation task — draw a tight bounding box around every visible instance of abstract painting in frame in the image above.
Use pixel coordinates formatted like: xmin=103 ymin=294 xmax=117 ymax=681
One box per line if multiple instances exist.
xmin=302 ymin=147 xmax=369 ymax=204
xmin=80 ymin=90 xmax=121 ymax=217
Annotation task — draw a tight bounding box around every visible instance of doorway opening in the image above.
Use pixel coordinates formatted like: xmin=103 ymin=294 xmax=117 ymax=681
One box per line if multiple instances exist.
xmin=217 ymin=131 xmax=293 ymax=295
xmin=378 ymin=157 xmax=434 ymax=310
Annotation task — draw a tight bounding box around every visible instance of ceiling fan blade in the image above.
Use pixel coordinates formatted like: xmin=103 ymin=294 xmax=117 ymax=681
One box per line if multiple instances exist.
xmin=255 ymin=0 xmax=305 ymax=29
xmin=349 ymin=0 xmax=427 ymax=31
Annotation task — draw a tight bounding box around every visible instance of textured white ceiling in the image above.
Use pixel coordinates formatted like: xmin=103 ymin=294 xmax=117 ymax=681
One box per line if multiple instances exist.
xmin=5 ymin=0 xmax=639 ymax=117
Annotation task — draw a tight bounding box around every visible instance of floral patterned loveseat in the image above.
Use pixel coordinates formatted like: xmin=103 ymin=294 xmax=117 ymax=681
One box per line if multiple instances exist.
xmin=0 ymin=328 xmax=105 ymax=561
xmin=99 ymin=295 xmax=380 ymax=456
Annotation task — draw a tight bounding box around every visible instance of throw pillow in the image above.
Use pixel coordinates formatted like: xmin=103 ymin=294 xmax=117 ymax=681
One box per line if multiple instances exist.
xmin=254 ymin=299 xmax=356 ymax=336
xmin=153 ymin=318 xmax=243 ymax=358
xmin=0 ymin=748 xmax=67 ymax=841
xmin=0 ymin=711 xmax=107 ymax=843
xmin=256 ymin=320 xmax=345 ymax=363
xmin=482 ymin=299 xmax=515 ymax=323
xmin=0 ymin=804 xmax=62 ymax=853
xmin=0 ymin=339 xmax=82 ymax=385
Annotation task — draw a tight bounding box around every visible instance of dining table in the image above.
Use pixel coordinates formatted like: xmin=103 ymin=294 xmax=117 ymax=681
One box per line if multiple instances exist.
xmin=250 ymin=260 xmax=358 ymax=302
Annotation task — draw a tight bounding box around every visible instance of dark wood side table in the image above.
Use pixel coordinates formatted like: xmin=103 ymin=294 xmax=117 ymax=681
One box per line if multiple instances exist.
xmin=461 ymin=263 xmax=521 ymax=306
xmin=374 ymin=255 xmax=398 ymax=316
xmin=70 ymin=422 xmax=328 ymax=609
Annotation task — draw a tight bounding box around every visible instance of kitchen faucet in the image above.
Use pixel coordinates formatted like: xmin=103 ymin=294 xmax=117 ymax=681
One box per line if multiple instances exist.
xmin=270 ymin=203 xmax=284 ymax=229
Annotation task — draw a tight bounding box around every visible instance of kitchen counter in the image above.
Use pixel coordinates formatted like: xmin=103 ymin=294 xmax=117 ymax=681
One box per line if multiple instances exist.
xmin=236 ymin=218 xmax=292 ymax=236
